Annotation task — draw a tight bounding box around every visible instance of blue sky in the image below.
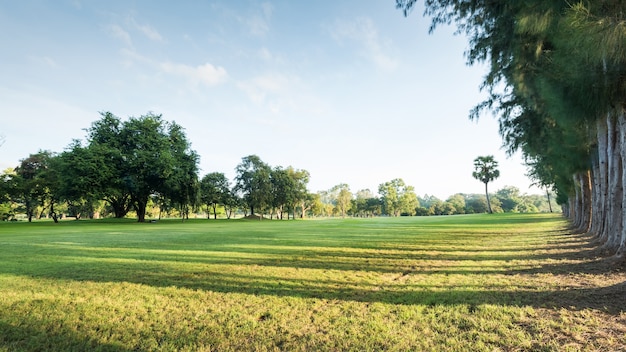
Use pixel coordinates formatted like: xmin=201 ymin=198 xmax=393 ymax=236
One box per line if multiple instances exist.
xmin=0 ymin=1 xmax=541 ymax=199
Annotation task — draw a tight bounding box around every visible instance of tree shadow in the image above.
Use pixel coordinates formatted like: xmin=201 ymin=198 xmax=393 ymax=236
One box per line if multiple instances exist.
xmin=0 ymin=320 xmax=131 ymax=352
xmin=2 ymin=218 xmax=624 ymax=318
xmin=2 ymin=237 xmax=624 ymax=316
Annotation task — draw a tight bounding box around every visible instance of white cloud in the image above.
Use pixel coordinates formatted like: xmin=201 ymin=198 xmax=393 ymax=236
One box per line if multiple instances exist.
xmin=238 ymin=73 xmax=289 ymax=105
xmin=131 ymin=18 xmax=163 ymax=42
xmin=330 ymin=17 xmax=398 ymax=71
xmin=236 ymin=73 xmax=328 ymax=119
xmin=258 ymin=47 xmax=273 ymax=61
xmin=241 ymin=2 xmax=273 ymax=37
xmin=160 ymin=62 xmax=228 ymax=86
xmin=107 ymin=24 xmax=133 ymax=47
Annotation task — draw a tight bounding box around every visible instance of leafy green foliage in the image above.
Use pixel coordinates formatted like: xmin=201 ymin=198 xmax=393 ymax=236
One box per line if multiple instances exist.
xmin=74 ymin=112 xmax=199 ymax=222
xmin=378 ymin=178 xmax=419 ymax=216
xmin=200 ymin=172 xmax=230 ymax=219
xmin=234 ymin=155 xmax=272 ymax=217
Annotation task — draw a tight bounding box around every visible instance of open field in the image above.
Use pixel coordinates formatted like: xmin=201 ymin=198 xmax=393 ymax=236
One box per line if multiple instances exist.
xmin=0 ymin=213 xmax=625 ymax=351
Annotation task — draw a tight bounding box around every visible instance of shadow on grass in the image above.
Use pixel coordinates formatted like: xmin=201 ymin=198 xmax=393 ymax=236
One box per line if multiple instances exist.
xmin=2 ymin=234 xmax=624 ymax=315
xmin=0 ymin=320 xmax=131 ymax=352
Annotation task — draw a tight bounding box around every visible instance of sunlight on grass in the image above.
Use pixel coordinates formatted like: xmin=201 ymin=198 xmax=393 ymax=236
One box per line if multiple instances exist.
xmin=0 ymin=213 xmax=625 ymax=351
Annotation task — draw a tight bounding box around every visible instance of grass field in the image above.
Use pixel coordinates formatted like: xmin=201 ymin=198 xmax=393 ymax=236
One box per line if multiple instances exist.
xmin=0 ymin=213 xmax=625 ymax=351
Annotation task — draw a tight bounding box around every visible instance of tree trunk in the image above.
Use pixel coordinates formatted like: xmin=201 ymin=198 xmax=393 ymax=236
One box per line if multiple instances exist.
xmin=571 ymin=171 xmax=593 ymax=233
xmin=301 ymin=201 xmax=308 ymax=219
xmin=50 ymin=200 xmax=59 ymax=223
xmin=484 ymin=182 xmax=492 ymax=213
xmin=546 ymin=189 xmax=553 ymax=213
xmin=573 ymin=174 xmax=582 ymax=229
xmin=614 ymin=109 xmax=626 ymax=257
xmin=582 ymin=170 xmax=593 ymax=233
xmin=136 ymin=198 xmax=148 ymax=223
xmin=602 ymin=114 xmax=623 ymax=251
xmin=212 ymin=203 xmax=217 ymax=219
xmin=591 ymin=117 xmax=607 ymax=238
xmin=596 ymin=115 xmax=609 ymax=242
xmin=602 ymin=115 xmax=620 ymax=246
xmin=26 ymin=199 xmax=34 ymax=222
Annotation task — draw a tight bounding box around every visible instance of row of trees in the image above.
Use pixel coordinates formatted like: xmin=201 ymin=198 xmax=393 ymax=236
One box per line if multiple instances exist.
xmin=0 ymin=113 xmax=316 ymax=222
xmin=270 ymin=182 xmax=554 ymax=219
xmin=1 ymin=113 xmax=199 ymax=222
xmin=1 ymin=112 xmax=554 ymax=222
xmin=203 ymin=155 xmax=311 ymax=220
xmin=397 ymin=1 xmax=626 ymax=256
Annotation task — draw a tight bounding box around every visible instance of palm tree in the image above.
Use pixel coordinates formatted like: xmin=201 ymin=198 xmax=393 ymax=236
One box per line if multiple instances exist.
xmin=472 ymin=155 xmax=500 ymax=214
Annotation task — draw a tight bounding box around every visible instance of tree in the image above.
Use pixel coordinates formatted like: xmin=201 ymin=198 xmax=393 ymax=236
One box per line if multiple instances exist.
xmin=200 ymin=172 xmax=230 ymax=219
xmin=354 ymin=189 xmax=380 ymax=217
xmin=57 ymin=140 xmax=126 ymax=219
xmin=445 ymin=194 xmax=466 ymax=215
xmin=234 ymin=155 xmax=271 ymax=217
xmin=397 ymin=0 xmax=626 ymax=256
xmin=496 ymin=186 xmax=521 ymax=212
xmin=465 ymin=195 xmax=489 ymax=214
xmin=0 ymin=168 xmax=21 ymax=220
xmin=78 ymin=112 xmax=199 ymax=222
xmin=162 ymin=122 xmax=199 ymax=221
xmin=472 ymin=156 xmax=500 ymax=214
xmin=223 ymin=188 xmax=241 ymax=219
xmin=286 ymin=167 xmax=310 ymax=220
xmin=12 ymin=151 xmax=56 ymax=222
xmin=299 ymin=192 xmax=319 ymax=218
xmin=378 ymin=178 xmax=419 ymax=216
xmin=80 ymin=113 xmax=133 ymax=218
xmin=270 ymin=167 xmax=291 ymax=219
xmin=336 ymin=186 xmax=352 ymax=218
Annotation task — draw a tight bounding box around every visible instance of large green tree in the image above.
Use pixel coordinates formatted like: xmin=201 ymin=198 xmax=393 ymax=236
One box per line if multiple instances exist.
xmin=378 ymin=178 xmax=419 ymax=216
xmin=234 ymin=155 xmax=272 ymax=217
xmin=11 ymin=151 xmax=56 ymax=222
xmin=76 ymin=112 xmax=199 ymax=222
xmin=200 ymin=172 xmax=230 ymax=219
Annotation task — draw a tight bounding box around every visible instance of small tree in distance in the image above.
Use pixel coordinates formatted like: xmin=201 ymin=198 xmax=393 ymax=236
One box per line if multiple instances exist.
xmin=472 ymin=155 xmax=500 ymax=214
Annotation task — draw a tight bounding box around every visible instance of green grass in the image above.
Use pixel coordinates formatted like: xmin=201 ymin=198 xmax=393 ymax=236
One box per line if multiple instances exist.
xmin=0 ymin=213 xmax=624 ymax=351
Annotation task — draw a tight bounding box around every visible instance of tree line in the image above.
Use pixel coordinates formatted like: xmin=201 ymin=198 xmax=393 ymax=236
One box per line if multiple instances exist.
xmin=396 ymin=1 xmax=626 ymax=257
xmin=0 ymin=112 xmax=555 ymax=222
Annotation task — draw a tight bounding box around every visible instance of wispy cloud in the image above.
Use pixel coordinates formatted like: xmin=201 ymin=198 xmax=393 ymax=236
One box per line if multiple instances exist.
xmin=107 ymin=24 xmax=132 ymax=47
xmin=241 ymin=2 xmax=273 ymax=37
xmin=237 ymin=73 xmax=326 ymax=118
xmin=105 ymin=14 xmax=163 ymax=47
xmin=104 ymin=12 xmax=226 ymax=90
xmin=330 ymin=17 xmax=398 ymax=71
xmin=130 ymin=18 xmax=163 ymax=42
xmin=238 ymin=73 xmax=289 ymax=106
xmin=160 ymin=62 xmax=228 ymax=86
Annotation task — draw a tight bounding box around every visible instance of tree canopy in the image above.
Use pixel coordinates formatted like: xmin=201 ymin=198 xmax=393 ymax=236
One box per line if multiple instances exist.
xmin=397 ymin=0 xmax=626 ymax=255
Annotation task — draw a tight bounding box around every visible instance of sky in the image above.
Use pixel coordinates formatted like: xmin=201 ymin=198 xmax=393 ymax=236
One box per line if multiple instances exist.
xmin=0 ymin=1 xmax=543 ymax=200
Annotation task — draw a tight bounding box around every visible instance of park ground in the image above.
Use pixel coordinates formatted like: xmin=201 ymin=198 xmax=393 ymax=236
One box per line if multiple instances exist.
xmin=0 ymin=213 xmax=625 ymax=351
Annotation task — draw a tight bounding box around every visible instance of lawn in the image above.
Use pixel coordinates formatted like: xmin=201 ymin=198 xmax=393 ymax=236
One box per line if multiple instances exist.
xmin=0 ymin=213 xmax=624 ymax=351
